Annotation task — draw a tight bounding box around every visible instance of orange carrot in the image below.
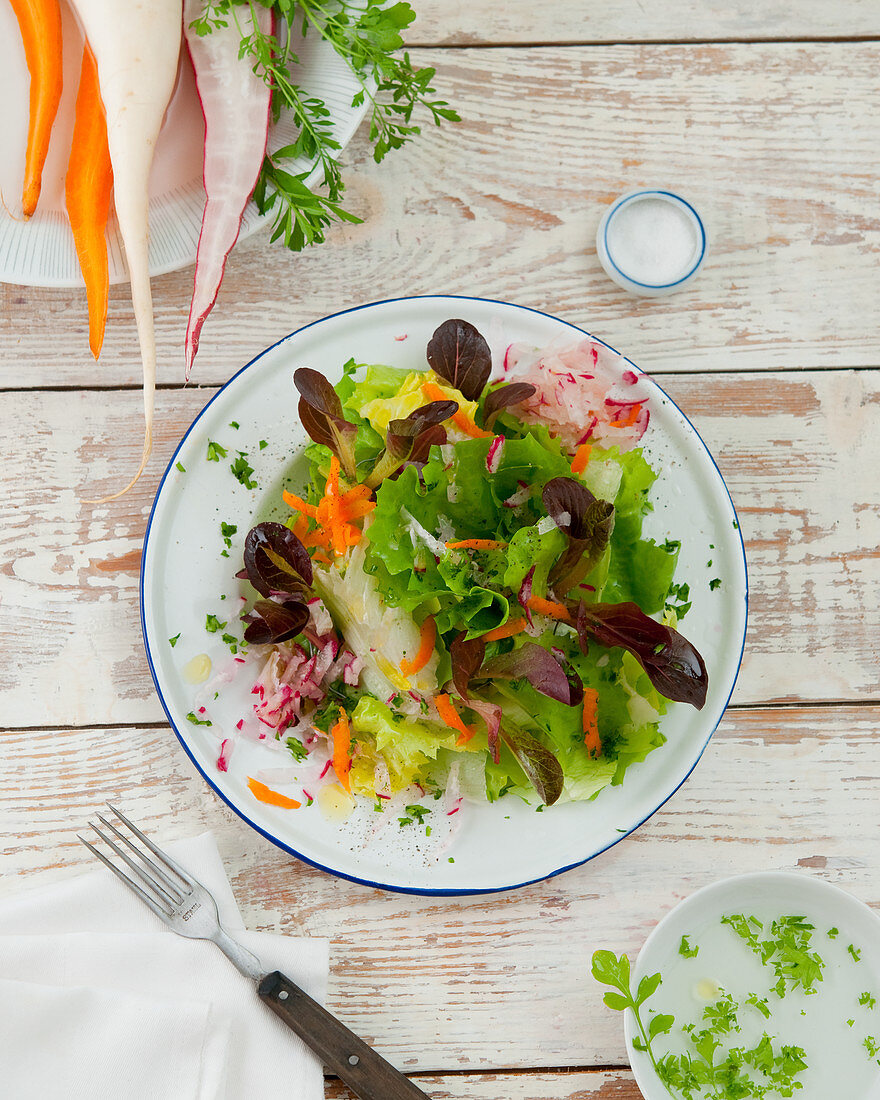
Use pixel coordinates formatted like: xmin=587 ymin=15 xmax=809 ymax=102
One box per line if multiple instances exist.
xmin=571 ymin=443 xmax=592 ymax=474
xmin=422 ymin=381 xmax=493 ymax=439
xmin=446 ymin=539 xmax=508 ymax=551
xmin=434 ymin=693 xmax=475 ymax=745
xmin=247 ymin=776 xmax=301 ymax=809
xmin=282 ymin=490 xmax=319 ymax=518
xmin=611 ymin=403 xmax=642 ymax=429
xmin=65 ymin=45 xmax=113 ymax=359
xmin=330 ymin=708 xmax=352 ymax=792
xmin=582 ymin=688 xmax=601 ymax=758
xmin=526 ymin=596 xmax=571 ymax=621
xmin=481 ymin=617 xmax=528 ymax=643
xmin=400 ymin=615 xmax=436 ymax=676
xmin=10 ymin=0 xmax=63 ymax=218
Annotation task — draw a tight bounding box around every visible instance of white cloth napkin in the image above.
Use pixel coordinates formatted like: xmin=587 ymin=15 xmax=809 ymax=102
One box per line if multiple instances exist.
xmin=0 ymin=833 xmax=329 ymax=1100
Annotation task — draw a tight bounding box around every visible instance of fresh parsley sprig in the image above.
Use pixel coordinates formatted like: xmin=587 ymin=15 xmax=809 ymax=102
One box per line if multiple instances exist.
xmin=191 ymin=0 xmax=458 ymax=252
xmin=591 ymin=951 xmax=674 ymax=1085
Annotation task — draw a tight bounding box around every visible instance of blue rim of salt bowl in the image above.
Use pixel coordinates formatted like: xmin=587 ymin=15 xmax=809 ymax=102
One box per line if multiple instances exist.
xmin=602 ymin=189 xmax=707 ymax=290
xmin=140 ymin=294 xmax=747 ymax=897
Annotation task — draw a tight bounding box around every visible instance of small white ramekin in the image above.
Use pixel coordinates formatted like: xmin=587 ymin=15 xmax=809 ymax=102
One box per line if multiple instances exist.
xmin=596 ymin=188 xmax=707 ymax=297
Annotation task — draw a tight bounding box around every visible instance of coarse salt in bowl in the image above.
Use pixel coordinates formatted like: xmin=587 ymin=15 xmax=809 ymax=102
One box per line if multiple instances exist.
xmin=596 ymin=189 xmax=707 ymax=297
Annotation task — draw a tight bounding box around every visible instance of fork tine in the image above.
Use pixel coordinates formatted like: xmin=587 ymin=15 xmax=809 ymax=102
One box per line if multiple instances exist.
xmin=77 ymin=835 xmax=172 ymax=918
xmin=96 ymin=813 xmax=186 ymax=903
xmin=89 ymin=820 xmax=180 ymax=910
xmin=107 ymin=803 xmax=194 ymax=889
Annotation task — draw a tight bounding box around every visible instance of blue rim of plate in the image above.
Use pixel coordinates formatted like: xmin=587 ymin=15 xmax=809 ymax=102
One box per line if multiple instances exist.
xmin=602 ymin=190 xmax=707 ymax=290
xmin=140 ymin=294 xmax=749 ymax=896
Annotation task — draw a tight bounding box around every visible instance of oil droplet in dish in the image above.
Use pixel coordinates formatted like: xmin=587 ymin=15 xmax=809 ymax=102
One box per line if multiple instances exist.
xmin=317 ymin=784 xmax=356 ymax=822
xmin=183 ymin=654 xmax=212 ymax=684
xmin=693 ymin=978 xmax=722 ymax=1002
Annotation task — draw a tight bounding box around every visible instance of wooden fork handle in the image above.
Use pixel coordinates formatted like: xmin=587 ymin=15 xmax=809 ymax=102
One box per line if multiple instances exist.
xmin=258 ymin=971 xmax=431 ymax=1099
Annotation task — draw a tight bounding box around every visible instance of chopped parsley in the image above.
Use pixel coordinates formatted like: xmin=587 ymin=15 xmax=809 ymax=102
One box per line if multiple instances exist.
xmin=175 ymin=461 xmax=186 ymax=473
xmin=221 ymin=632 xmax=243 ymax=654
xmin=405 ymin=804 xmax=430 ymax=825
xmin=205 ymin=613 xmax=227 ymax=634
xmin=678 ymin=935 xmax=699 ymax=959
xmin=259 ymin=439 xmax=268 ymax=450
xmin=221 ymin=521 xmax=237 ymax=549
xmin=186 ymin=711 xmax=212 ymax=726
xmin=828 ymin=927 xmax=839 ymax=939
xmin=859 ymin=992 xmax=876 ymax=1009
xmin=722 ymin=913 xmax=825 ymax=997
xmin=849 ymin=944 xmax=862 ymax=963
xmin=229 ymin=420 xmax=240 ymax=430
xmin=665 ymin=581 xmax=692 ymax=619
xmin=168 ymin=633 xmax=181 ymax=648
xmin=230 ymin=451 xmax=258 ymax=489
xmin=286 ymin=737 xmax=308 ymax=762
xmin=709 ymin=578 xmax=722 ymax=591
xmin=206 ymin=440 xmax=227 ymax=462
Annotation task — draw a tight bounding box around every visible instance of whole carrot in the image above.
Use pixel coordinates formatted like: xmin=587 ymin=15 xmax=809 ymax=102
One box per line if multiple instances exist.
xmin=65 ymin=45 xmax=113 ymax=360
xmin=10 ymin=0 xmax=63 ymax=218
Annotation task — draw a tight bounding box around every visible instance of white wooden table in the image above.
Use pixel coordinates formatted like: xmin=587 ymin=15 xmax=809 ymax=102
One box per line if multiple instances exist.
xmin=3 ymin=6 xmax=880 ymax=1097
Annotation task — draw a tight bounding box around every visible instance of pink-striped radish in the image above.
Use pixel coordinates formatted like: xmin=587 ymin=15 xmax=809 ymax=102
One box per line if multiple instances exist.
xmin=183 ymin=0 xmax=272 ymax=378
xmin=68 ymin=0 xmax=183 ymax=498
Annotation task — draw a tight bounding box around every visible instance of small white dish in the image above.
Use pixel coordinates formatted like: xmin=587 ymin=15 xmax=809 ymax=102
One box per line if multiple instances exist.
xmin=140 ymin=294 xmax=747 ymax=895
xmin=0 ymin=6 xmax=366 ymax=287
xmin=626 ymin=872 xmax=880 ymax=1099
xmin=596 ymin=189 xmax=707 ymax=297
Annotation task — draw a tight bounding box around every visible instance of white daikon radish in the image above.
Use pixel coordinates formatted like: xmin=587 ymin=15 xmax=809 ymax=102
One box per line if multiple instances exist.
xmin=69 ymin=0 xmax=183 ymax=498
xmin=183 ymin=0 xmax=272 ymax=378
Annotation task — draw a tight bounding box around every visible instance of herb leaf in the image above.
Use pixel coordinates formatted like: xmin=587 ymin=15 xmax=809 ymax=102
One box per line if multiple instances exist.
xmin=482 ymin=382 xmax=536 ymax=431
xmin=426 ymin=318 xmax=492 ymax=400
xmin=243 ymin=522 xmax=313 ymax=598
xmin=574 ymin=600 xmax=709 ymax=710
xmin=294 ymin=367 xmax=359 ymax=478
xmin=543 ymin=477 xmax=615 ymax=594
xmin=500 ymin=724 xmax=564 ymax=806
xmin=242 ymin=599 xmax=310 ymax=645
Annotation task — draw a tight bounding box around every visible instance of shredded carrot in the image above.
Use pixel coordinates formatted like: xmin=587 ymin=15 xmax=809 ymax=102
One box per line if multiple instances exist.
xmin=582 ymin=688 xmax=601 ymax=758
xmin=611 ymin=403 xmax=642 ymax=429
xmin=312 ymin=551 xmax=332 ymax=566
xmin=65 ymin=45 xmax=113 ymax=359
xmin=446 ymin=539 xmax=508 ymax=551
xmin=282 ymin=490 xmax=319 ymax=518
xmin=330 ymin=708 xmax=352 ymax=792
xmin=434 ymin=693 xmax=475 ymax=745
xmin=526 ymin=596 xmax=571 ymax=621
xmin=340 ymin=484 xmax=372 ymax=505
xmin=10 ymin=0 xmax=63 ymax=218
xmin=342 ymin=498 xmax=377 ymax=521
xmin=290 ymin=514 xmax=310 ymax=541
xmin=481 ymin=617 xmax=528 ymax=643
xmin=571 ymin=443 xmax=592 ymax=475
xmin=247 ymin=777 xmax=301 ymax=809
xmin=400 ymin=615 xmax=436 ymax=676
xmin=422 ymin=381 xmax=493 ymax=439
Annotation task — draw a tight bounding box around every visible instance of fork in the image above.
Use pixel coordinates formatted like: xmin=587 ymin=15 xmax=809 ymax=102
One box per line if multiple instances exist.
xmin=79 ymin=805 xmax=431 ymax=1100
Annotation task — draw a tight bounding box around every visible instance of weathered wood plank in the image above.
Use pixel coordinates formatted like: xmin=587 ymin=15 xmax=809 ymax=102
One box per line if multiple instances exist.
xmin=1 ymin=369 xmax=878 ymax=727
xmin=324 ymin=1070 xmax=638 ymax=1099
xmin=406 ymin=1 xmax=880 ymax=46
xmin=2 ymin=44 xmax=880 ymax=387
xmin=2 ymin=707 xmax=878 ymax=1070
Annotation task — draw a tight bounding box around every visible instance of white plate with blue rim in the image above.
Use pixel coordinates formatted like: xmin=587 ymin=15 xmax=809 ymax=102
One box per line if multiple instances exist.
xmin=624 ymin=872 xmax=880 ymax=1099
xmin=0 ymin=6 xmax=365 ymax=286
xmin=140 ymin=294 xmax=748 ymax=895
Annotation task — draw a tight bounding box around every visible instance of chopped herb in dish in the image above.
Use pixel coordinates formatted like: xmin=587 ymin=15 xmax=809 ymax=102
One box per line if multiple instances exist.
xmin=207 ymin=440 xmax=227 ymax=462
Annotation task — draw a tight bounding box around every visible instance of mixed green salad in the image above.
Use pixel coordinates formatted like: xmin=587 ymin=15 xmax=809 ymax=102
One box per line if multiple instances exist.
xmin=230 ymin=318 xmax=708 ymax=814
